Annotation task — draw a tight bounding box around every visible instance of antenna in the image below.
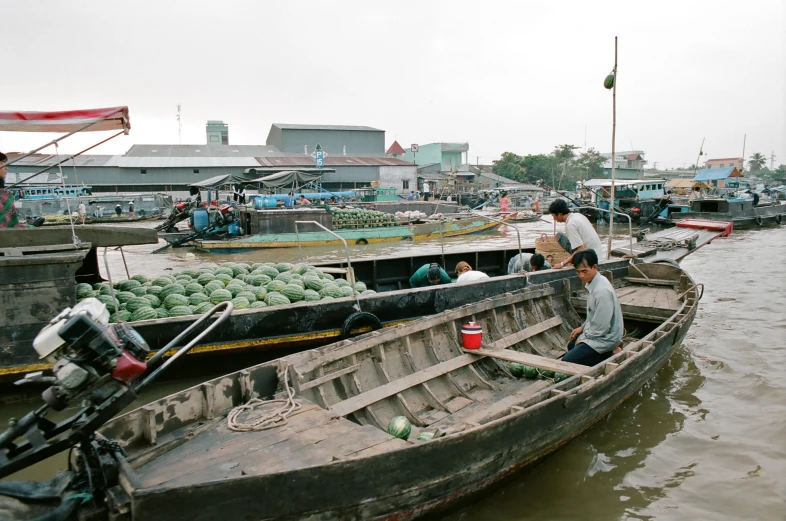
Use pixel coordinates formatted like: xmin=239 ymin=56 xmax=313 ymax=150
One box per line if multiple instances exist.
xmin=771 ymin=151 xmax=776 ymax=171
xmin=177 ymin=104 xmax=182 ymax=145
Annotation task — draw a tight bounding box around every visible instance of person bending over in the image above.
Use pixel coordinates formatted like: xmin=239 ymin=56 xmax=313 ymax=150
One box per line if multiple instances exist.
xmin=409 ymin=262 xmax=452 ymax=288
xmin=563 ymin=249 xmax=623 ymax=366
xmin=455 ymin=261 xmax=489 ymax=284
xmin=548 ymin=198 xmax=603 ymax=269
xmin=507 ymin=253 xmax=551 ymax=274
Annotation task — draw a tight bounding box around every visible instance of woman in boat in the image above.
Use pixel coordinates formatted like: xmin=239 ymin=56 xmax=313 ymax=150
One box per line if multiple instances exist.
xmin=409 ymin=262 xmax=451 ymax=288
xmin=564 ymin=249 xmax=623 ymax=366
xmin=499 ymin=192 xmax=510 ymax=213
xmin=0 ymin=152 xmax=26 ymax=229
xmin=455 ymin=261 xmax=489 ymax=283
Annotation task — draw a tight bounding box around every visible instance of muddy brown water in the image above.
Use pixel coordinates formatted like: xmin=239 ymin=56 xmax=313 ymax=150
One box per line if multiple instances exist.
xmin=2 ymin=219 xmax=784 ymax=521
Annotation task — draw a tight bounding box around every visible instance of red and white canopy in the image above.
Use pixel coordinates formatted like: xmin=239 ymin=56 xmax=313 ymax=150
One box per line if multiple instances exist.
xmin=0 ymin=106 xmax=130 ymax=134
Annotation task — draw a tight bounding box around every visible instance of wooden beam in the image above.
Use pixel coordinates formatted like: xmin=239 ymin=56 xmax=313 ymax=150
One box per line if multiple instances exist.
xmin=623 ymin=277 xmax=678 ymax=286
xmin=296 ymin=364 xmax=361 ymax=392
xmin=463 ymin=348 xmax=586 ymax=375
xmin=329 ymin=353 xmax=481 ymax=418
xmin=484 ymin=316 xmax=563 ymax=350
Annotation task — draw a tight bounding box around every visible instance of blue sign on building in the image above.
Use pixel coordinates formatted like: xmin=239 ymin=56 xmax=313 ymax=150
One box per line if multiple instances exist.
xmin=314 ymin=142 xmax=325 ymax=168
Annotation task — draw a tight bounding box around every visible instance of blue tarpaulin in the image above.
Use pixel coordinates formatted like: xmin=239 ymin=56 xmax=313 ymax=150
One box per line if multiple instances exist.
xmin=693 ymin=167 xmax=742 ymax=182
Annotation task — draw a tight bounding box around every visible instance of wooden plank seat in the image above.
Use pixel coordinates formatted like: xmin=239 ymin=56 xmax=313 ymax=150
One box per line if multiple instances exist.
xmin=463 ymin=348 xmax=585 ymax=376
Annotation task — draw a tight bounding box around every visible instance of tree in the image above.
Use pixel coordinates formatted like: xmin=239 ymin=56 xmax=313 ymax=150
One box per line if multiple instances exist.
xmin=492 ymin=152 xmax=526 ymax=182
xmin=574 ymin=148 xmax=606 ymax=180
xmin=552 ymin=144 xmax=579 ymax=189
xmin=521 ymin=154 xmax=556 ymax=185
xmin=748 ymin=152 xmax=767 ymax=172
xmin=774 ymin=164 xmax=786 ymax=178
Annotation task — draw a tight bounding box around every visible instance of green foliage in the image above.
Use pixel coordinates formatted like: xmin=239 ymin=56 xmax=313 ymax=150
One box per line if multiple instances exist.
xmin=748 ymin=152 xmax=767 ymax=172
xmin=492 ymin=152 xmax=527 ymax=182
xmin=575 ymin=148 xmax=607 ymax=180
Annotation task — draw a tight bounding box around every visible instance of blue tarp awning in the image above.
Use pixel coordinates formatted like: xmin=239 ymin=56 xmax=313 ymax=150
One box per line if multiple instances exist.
xmin=693 ymin=167 xmax=741 ymax=182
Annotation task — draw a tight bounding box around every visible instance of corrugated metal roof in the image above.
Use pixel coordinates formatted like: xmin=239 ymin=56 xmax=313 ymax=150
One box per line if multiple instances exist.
xmin=124 ymin=144 xmax=280 ymax=157
xmin=255 ymin=156 xmax=415 ymax=167
xmin=386 ymin=141 xmax=406 ymax=155
xmin=5 ymin=153 xmax=114 ymax=167
xmin=272 ymin=123 xmax=383 ymax=132
xmin=108 ymin=156 xmax=261 ymax=168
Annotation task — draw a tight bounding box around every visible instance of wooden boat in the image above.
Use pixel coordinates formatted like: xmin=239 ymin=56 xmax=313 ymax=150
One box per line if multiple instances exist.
xmin=102 ymin=261 xmax=700 ymax=520
xmin=653 ymin=197 xmax=786 ymax=228
xmin=41 ymin=214 xmax=160 ymax=226
xmin=507 ymin=211 xmax=542 ymax=223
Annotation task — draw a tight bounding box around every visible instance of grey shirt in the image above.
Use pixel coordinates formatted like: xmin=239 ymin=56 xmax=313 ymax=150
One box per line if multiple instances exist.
xmin=579 ymin=273 xmax=623 ymax=353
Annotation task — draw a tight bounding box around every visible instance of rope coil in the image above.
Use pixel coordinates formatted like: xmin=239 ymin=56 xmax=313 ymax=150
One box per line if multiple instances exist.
xmin=227 ymin=366 xmax=303 ymax=432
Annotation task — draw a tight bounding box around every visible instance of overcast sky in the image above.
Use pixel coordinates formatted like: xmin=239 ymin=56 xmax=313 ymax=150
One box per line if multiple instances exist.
xmin=1 ymin=0 xmax=784 ymax=169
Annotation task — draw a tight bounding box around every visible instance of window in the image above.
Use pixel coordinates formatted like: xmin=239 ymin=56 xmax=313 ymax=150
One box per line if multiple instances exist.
xmin=402 ymin=180 xmax=410 ymax=189
xmin=719 ymin=164 xmax=724 ymax=168
xmin=193 ymin=169 xmax=200 ymax=174
xmin=140 ymin=169 xmax=147 ymax=175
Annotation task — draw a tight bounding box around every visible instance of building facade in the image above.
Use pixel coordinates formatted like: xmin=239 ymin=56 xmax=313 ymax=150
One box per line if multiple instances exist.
xmin=705 ymin=157 xmax=744 ymax=170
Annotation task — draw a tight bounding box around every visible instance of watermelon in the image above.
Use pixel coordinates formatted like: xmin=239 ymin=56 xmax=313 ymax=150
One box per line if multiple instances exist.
xmin=304 ymin=276 xmax=324 ymax=292
xmin=215 ymin=267 xmax=234 ymax=277
xmin=209 ymin=288 xmax=233 ymax=304
xmin=214 ymin=273 xmax=233 ymax=285
xmin=387 ymin=416 xmax=411 ymax=440
xmin=254 ymin=288 xmax=268 ymax=302
xmin=361 ymin=290 xmax=377 ymax=295
xmin=230 ymin=265 xmax=249 ymax=277
xmin=320 ymin=296 xmax=335 ymax=301
xmin=115 ymin=291 xmax=136 ymax=304
xmin=281 ymin=284 xmax=305 ymax=302
xmin=184 ymin=282 xmax=204 ymax=296
xmin=231 ymin=296 xmax=250 ymax=310
xmin=193 ymin=302 xmax=214 ymax=314
xmin=93 ymin=283 xmax=112 ymax=295
xmin=249 ymin=301 xmax=268 ymax=309
xmin=197 ymin=267 xmax=217 ymax=275
xmin=167 ymin=306 xmax=193 ymax=317
xmin=197 ymin=273 xmax=215 ymax=285
xmin=538 ymin=369 xmax=555 ymax=380
xmin=151 ymin=277 xmax=171 ymax=287
xmin=250 ymin=263 xmax=266 ymax=272
xmin=164 ymin=293 xmax=189 ymax=310
xmin=188 ymin=293 xmax=209 ymax=306
xmin=225 ymin=283 xmax=247 ymax=297
xmin=340 ymin=286 xmax=354 ymax=298
xmin=522 ymin=365 xmax=539 ymax=379
xmin=318 ymin=271 xmax=334 ymax=281
xmin=143 ymin=294 xmax=161 ymax=308
xmin=131 ymin=274 xmax=148 ymax=284
xmin=274 ymin=272 xmax=294 ymax=284
xmin=265 ymin=292 xmax=291 ymax=307
xmin=353 ymin=281 xmax=367 ymax=293
xmin=76 ymin=283 xmax=93 ymax=299
xmin=129 ymin=287 xmax=147 ymax=297
xmin=181 ymin=269 xmax=200 ymax=279
xmin=204 ymin=280 xmax=225 ymax=295
xmin=236 ymin=291 xmax=257 ymax=303
xmin=155 ymin=308 xmax=170 ymax=319
xmin=234 ymin=273 xmax=248 ymax=283
xmin=604 ymin=73 xmax=615 ymax=89
xmin=553 ymin=372 xmax=571 ymax=382
xmin=275 ymin=262 xmax=293 ymax=273
xmin=110 ymin=310 xmax=132 ymax=323
xmin=259 ymin=266 xmax=280 ymax=279
xmin=320 ymin=284 xmax=343 ymax=299
xmin=175 ymin=275 xmax=193 ymax=284
xmin=247 ymin=274 xmax=272 ymax=287
xmin=146 ymin=286 xmax=164 ymax=297
xmin=97 ymin=294 xmax=117 ymax=313
xmin=303 ymin=289 xmax=321 ymax=301
xmin=118 ymin=279 xmax=142 ymax=292
xmin=125 ymin=297 xmax=151 ymax=313
xmin=266 ymin=280 xmax=287 ymax=293
xmin=159 ymin=283 xmax=186 ymax=299
xmin=131 ymin=307 xmax=158 ymax=322
xmin=334 ymin=278 xmax=350 ymax=288
xmin=291 ymin=263 xmax=309 ymax=275
xmin=509 ymin=363 xmax=526 ymax=378
xmin=415 ymin=431 xmax=436 ymax=442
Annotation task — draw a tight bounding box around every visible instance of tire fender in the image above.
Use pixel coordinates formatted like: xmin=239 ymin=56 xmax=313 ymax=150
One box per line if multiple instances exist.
xmin=341 ymin=311 xmax=382 ymax=339
xmin=776 ymin=214 xmax=782 ymax=225
xmin=755 ymin=216 xmax=763 ymax=227
xmin=356 ymin=238 xmax=369 ymax=245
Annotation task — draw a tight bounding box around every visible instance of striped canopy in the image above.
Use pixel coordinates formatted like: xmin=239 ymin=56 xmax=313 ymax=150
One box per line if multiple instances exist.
xmin=0 ymin=107 xmax=130 ymax=134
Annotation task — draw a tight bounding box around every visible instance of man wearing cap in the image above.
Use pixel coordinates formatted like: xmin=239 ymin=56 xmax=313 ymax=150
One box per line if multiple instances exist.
xmin=128 ymin=200 xmax=135 ymax=218
xmin=409 ymin=263 xmax=451 ymax=288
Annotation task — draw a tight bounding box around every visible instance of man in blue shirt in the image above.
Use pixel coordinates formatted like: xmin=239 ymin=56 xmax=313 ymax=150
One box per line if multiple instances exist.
xmin=563 ymin=249 xmax=623 ymax=366
xmin=284 ymin=192 xmax=295 ymax=209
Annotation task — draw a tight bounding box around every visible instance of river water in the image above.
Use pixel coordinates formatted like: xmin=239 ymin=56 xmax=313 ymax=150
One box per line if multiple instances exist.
xmin=2 ymin=219 xmax=785 ymax=520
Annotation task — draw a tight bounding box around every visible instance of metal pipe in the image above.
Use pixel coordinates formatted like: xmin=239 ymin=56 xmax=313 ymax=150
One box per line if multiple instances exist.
xmin=468 ymin=214 xmax=525 ymax=274
xmin=102 ymin=246 xmax=120 ymax=321
xmin=1 ymin=120 xmax=105 ymax=171
xmin=138 ymin=301 xmax=234 ymax=390
xmin=295 ymin=220 xmax=361 ymax=311
xmin=575 ymin=205 xmax=633 ymax=258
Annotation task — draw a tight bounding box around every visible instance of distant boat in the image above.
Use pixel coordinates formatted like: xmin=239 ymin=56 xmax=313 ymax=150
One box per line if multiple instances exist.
xmin=653 ymin=196 xmax=786 ymax=228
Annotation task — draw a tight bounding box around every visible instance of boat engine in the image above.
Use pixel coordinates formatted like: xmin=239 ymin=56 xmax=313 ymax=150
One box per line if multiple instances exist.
xmin=27 ymin=298 xmax=150 ymax=411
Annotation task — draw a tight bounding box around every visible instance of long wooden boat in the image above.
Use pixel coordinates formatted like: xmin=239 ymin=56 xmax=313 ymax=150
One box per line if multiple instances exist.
xmin=653 ymin=198 xmax=786 ymax=228
xmin=195 ymin=215 xmax=507 ymax=252
xmin=102 ymin=261 xmax=700 ymax=520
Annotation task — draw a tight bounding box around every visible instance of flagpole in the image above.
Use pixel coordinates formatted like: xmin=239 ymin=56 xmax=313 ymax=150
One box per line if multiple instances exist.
xmin=606 ymin=36 xmax=618 ymax=260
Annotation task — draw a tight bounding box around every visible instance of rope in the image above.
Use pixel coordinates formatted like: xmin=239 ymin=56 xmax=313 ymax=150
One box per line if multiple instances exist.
xmin=227 ymin=366 xmax=303 ymax=432
xmin=54 ymin=141 xmax=81 ymax=248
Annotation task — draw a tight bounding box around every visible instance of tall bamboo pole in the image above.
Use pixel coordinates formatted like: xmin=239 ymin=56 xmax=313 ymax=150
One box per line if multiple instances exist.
xmin=606 ymin=36 xmax=618 ymax=259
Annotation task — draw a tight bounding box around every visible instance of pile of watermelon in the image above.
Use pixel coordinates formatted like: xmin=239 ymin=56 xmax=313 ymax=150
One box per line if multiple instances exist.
xmin=331 ymin=208 xmax=397 ymax=229
xmin=75 ymin=261 xmax=377 ymax=323
xmin=509 ymin=362 xmax=570 ymax=382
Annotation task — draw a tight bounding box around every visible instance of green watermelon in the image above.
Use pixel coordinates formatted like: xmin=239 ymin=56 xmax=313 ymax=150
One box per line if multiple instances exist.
xmin=181 ymin=269 xmax=200 ymax=279
xmin=143 ymin=294 xmax=161 ymax=308
xmin=167 ymin=306 xmax=193 ymax=317
xmin=334 ymin=278 xmax=350 ymax=288
xmin=151 ymin=277 xmax=172 ymax=287
xmin=320 ymin=284 xmax=343 ymax=299
xmin=110 ymin=310 xmax=132 ymax=323
xmin=214 ymin=273 xmax=233 ymax=285
xmin=274 ymin=272 xmax=294 ymax=284
xmin=155 ymin=307 xmax=169 ymax=319
xmin=159 ymin=283 xmax=186 ymax=299
xmin=129 ymin=287 xmax=147 ymax=297
xmin=266 ymin=280 xmax=287 ymax=293
xmin=231 ymin=296 xmax=250 ymax=310
xmin=522 ymin=365 xmax=539 ymax=379
xmin=281 ymin=284 xmax=305 ymax=302
xmin=249 ymin=301 xmax=268 ymax=309
xmin=303 ymin=289 xmax=321 ymax=301
xmin=275 ymin=262 xmax=293 ymax=273
xmin=115 ymin=291 xmax=136 ymax=304
xmin=181 ymin=282 xmax=201 ymax=296
xmin=318 ymin=271 xmax=334 ymax=281
xmin=96 ymin=294 xmax=117 ymax=313
xmin=250 ymin=263 xmax=266 ymax=272
xmin=175 ymin=275 xmax=193 ymax=284
xmin=197 ymin=273 xmax=215 ymax=285
xmin=188 ymin=293 xmax=209 ymax=306
xmin=209 ymin=288 xmax=233 ymax=304
xmin=340 ymin=286 xmax=354 ymax=298
xmin=553 ymin=372 xmax=571 ymax=382
xmin=604 ymin=73 xmax=615 ymax=89
xmin=304 ymin=276 xmax=324 ymax=291
xmin=204 ymin=280 xmax=225 ymax=295
xmin=235 ymin=291 xmax=257 ymax=303
xmin=76 ymin=283 xmax=93 ymax=299
xmin=125 ymin=297 xmax=151 ymax=313
xmin=131 ymin=274 xmax=148 ymax=284
xmin=162 ymin=293 xmax=188 ymax=310
xmin=361 ymin=290 xmax=377 ymax=295
xmin=265 ymin=292 xmax=291 ymax=307
xmin=225 ymin=283 xmax=247 ymax=297
xmin=146 ymin=286 xmax=164 ymax=297
xmin=131 ymin=307 xmax=158 ymax=322
xmin=193 ymin=302 xmax=213 ymax=314
xmin=259 ymin=266 xmax=280 ymax=279
xmin=93 ymin=283 xmax=112 ymax=295
xmin=387 ymin=416 xmax=411 ymax=440
xmin=291 ymin=263 xmax=310 ymax=275
xmin=247 ymin=274 xmax=272 ymax=287
xmin=230 ymin=265 xmax=248 ymax=277
xmin=538 ymin=369 xmax=556 ymax=380
xmin=353 ymin=281 xmax=367 ymax=293
xmin=118 ymin=279 xmax=142 ymax=292
xmin=215 ymin=266 xmax=234 ymax=277
xmin=509 ymin=363 xmax=526 ymax=378
xmin=254 ymin=288 xmax=268 ymax=302
xmin=197 ymin=267 xmax=217 ymax=275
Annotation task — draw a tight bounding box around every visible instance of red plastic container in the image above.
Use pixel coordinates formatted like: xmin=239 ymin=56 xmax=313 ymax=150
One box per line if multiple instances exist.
xmin=461 ymin=322 xmax=483 ymax=350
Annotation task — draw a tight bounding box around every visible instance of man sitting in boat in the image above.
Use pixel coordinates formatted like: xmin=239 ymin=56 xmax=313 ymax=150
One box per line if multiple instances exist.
xmin=507 ymin=253 xmax=551 ymax=274
xmin=409 ymin=262 xmax=452 ymax=288
xmin=564 ymin=249 xmax=623 ymax=366
xmin=299 ymin=195 xmax=311 ymax=205
xmin=548 ymin=198 xmax=603 ymax=269
xmin=455 ymin=261 xmax=489 ymax=283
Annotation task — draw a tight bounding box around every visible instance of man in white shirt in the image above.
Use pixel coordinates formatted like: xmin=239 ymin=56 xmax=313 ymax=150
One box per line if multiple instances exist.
xmin=422 ymin=180 xmax=430 ymax=201
xmin=77 ymin=201 xmax=86 ymax=224
xmin=455 ymin=261 xmax=489 ymax=284
xmin=548 ymin=199 xmax=603 ymax=269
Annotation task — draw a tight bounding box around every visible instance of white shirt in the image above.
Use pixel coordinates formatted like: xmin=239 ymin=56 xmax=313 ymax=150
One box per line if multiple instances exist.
xmin=456 ymin=270 xmax=490 ymax=284
xmin=566 ymin=213 xmax=603 ymax=255
xmin=77 ymin=203 xmax=86 ymax=215
xmin=423 ymin=181 xmax=430 ymax=193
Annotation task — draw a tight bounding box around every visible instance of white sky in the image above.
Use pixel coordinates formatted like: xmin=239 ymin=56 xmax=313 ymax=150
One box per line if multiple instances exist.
xmin=1 ymin=0 xmax=784 ymax=169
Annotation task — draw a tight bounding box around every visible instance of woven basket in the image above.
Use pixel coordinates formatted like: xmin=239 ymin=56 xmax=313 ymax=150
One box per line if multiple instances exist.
xmin=535 ymin=233 xmax=570 ymax=265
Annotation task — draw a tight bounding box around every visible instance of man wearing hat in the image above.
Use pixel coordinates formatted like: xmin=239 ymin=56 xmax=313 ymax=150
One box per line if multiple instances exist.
xmin=128 ymin=200 xmax=135 ymax=218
